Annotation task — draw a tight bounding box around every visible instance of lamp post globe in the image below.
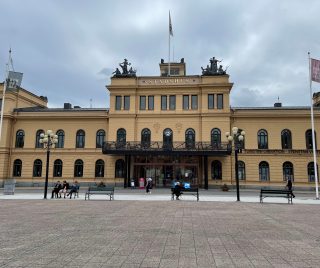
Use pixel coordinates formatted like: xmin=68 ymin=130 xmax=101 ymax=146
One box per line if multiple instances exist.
xmin=226 ymin=127 xmax=245 ymax=202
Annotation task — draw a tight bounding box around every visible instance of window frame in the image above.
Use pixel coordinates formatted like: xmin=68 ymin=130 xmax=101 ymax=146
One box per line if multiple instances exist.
xmin=140 ymin=96 xmax=146 ymax=110
xmin=217 ymin=94 xmax=223 ymax=109
xmin=115 ymin=96 xmax=122 ymax=110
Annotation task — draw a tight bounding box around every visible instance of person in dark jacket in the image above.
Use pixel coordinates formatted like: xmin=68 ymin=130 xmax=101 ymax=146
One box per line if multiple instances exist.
xmin=173 ymin=181 xmax=183 ymax=200
xmin=287 ymin=179 xmax=295 ymax=198
xmin=51 ymin=181 xmax=62 ymax=199
xmin=59 ymin=180 xmax=69 ymax=198
xmin=67 ymin=181 xmax=79 ymax=199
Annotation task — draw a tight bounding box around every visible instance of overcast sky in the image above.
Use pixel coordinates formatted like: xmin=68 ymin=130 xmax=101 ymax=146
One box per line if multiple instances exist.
xmin=1 ymin=0 xmax=320 ymax=108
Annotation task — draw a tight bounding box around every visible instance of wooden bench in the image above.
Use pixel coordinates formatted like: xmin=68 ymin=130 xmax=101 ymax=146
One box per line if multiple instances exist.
xmin=260 ymin=188 xmax=294 ymax=204
xmin=85 ymin=186 xmax=114 ymax=201
xmin=171 ymin=187 xmax=199 ymax=201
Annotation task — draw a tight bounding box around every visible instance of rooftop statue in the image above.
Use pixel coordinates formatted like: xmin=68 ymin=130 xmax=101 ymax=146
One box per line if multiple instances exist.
xmin=201 ymin=57 xmax=227 ymax=76
xmin=112 ymin=59 xmax=136 ymax=78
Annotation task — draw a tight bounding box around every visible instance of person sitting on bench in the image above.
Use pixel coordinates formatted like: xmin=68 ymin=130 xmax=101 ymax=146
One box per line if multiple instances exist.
xmin=173 ymin=181 xmax=183 ymax=200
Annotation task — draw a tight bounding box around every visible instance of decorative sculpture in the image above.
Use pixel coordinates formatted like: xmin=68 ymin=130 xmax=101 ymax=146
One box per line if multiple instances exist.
xmin=112 ymin=59 xmax=137 ymax=77
xmin=201 ymin=57 xmax=227 ymax=76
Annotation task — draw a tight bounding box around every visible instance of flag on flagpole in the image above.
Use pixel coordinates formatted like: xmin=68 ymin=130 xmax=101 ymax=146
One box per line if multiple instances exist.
xmin=311 ymin=58 xmax=320 ymax=83
xmin=169 ymin=12 xmax=173 ymax=36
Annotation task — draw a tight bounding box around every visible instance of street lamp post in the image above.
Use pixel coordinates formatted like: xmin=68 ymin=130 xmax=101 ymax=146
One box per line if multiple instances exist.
xmin=226 ymin=127 xmax=245 ymax=202
xmin=39 ymin=130 xmax=58 ymax=199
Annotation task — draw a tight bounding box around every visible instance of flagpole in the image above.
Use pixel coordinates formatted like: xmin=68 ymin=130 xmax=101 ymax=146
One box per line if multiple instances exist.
xmin=168 ymin=11 xmax=171 ymax=77
xmin=308 ymin=52 xmax=319 ymax=199
xmin=0 ymin=51 xmax=11 ymax=143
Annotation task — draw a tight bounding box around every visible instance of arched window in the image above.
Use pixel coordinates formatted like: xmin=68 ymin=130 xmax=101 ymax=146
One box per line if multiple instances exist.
xmin=115 ymin=159 xmax=125 ymax=178
xmin=185 ymin=128 xmax=195 ymax=149
xmin=141 ymin=128 xmax=151 ymax=148
xmin=117 ymin=128 xmax=126 ymax=148
xmin=33 ymin=159 xmax=42 ymax=177
xmin=53 ymin=159 xmax=63 ymax=177
xmin=95 ymin=159 xmax=105 ymax=177
xmin=283 ymin=161 xmax=294 ymax=181
xmin=56 ymin=130 xmax=65 ymax=148
xmin=74 ymin=159 xmax=83 ymax=177
xmin=211 ymin=160 xmax=222 ymax=180
xmin=306 ymin=129 xmax=317 ymax=149
xmin=259 ymin=161 xmax=269 ymax=181
xmin=211 ymin=128 xmax=221 ymax=148
xmin=238 ymin=161 xmax=246 ymax=180
xmin=258 ymin=129 xmax=268 ymax=149
xmin=15 ymin=130 xmax=25 ymax=148
xmin=163 ymin=128 xmax=173 ymax=149
xmin=13 ymin=159 xmax=22 ymax=177
xmin=281 ymin=129 xmax=292 ymax=149
xmin=76 ymin=130 xmax=85 ymax=148
xmin=308 ymin=162 xmax=319 ymax=182
xmin=35 ymin=129 xmax=44 ymax=148
xmin=96 ymin=129 xmax=105 ymax=148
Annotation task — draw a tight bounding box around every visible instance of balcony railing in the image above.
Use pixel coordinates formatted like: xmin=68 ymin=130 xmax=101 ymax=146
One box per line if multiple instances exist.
xmin=103 ymin=141 xmax=231 ymax=156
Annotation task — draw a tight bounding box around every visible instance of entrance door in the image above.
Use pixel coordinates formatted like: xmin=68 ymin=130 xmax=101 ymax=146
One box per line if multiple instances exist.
xmin=163 ymin=166 xmax=173 ymax=187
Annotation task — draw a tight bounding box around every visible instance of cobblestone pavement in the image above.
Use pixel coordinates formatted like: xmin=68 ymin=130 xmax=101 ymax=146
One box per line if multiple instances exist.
xmin=1 ymin=200 xmax=320 ymax=267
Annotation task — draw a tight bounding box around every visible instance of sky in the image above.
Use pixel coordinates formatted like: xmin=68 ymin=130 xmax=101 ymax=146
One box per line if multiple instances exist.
xmin=1 ymin=0 xmax=320 ymax=108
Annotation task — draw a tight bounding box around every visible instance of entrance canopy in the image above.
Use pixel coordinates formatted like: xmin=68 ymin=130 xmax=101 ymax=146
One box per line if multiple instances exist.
xmin=103 ymin=141 xmax=231 ymax=156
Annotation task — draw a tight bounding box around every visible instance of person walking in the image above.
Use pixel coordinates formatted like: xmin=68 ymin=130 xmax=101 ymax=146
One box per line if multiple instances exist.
xmin=287 ymin=178 xmax=295 ymax=198
xmin=146 ymin=178 xmax=152 ymax=194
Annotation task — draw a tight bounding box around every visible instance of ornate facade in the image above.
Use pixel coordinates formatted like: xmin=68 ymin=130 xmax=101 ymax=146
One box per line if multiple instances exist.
xmin=0 ymin=58 xmax=319 ymax=189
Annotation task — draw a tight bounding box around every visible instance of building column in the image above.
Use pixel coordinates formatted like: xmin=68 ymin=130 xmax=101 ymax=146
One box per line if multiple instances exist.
xmin=124 ymin=155 xmax=129 ymax=188
xmin=204 ymin=156 xmax=208 ymax=190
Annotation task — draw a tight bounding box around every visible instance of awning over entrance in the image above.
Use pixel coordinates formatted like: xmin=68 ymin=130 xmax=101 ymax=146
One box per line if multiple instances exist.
xmin=102 ymin=141 xmax=231 ymax=156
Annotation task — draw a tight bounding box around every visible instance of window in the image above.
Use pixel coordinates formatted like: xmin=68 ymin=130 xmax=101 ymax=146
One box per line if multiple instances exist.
xmin=191 ymin=95 xmax=198 ymax=110
xmin=258 ymin=129 xmax=268 ymax=149
xmin=56 ymin=130 xmax=65 ymax=148
xmin=53 ymin=159 xmax=63 ymax=177
xmin=95 ymin=159 xmax=105 ymax=177
xmin=169 ymin=95 xmax=176 ymax=110
xmin=238 ymin=161 xmax=246 ymax=180
xmin=211 ymin=128 xmax=221 ymax=148
xmin=185 ymin=128 xmax=195 ymax=149
xmin=148 ymin=96 xmax=154 ymax=110
xmin=76 ymin=130 xmax=85 ymax=148
xmin=308 ymin=162 xmax=319 ymax=182
xmin=211 ymin=160 xmax=222 ymax=180
xmin=15 ymin=130 xmax=25 ymax=148
xmin=13 ymin=159 xmax=22 ymax=177
xmin=35 ymin=129 xmax=44 ymax=148
xmin=161 ymin=96 xmax=167 ymax=110
xmin=124 ymin=96 xmax=130 ymax=110
xmin=163 ymin=128 xmax=173 ymax=149
xmin=115 ymin=96 xmax=122 ymax=110
xmin=96 ymin=129 xmax=106 ymax=148
xmin=117 ymin=128 xmax=126 ymax=147
xmin=217 ymin=94 xmax=223 ymax=109
xmin=183 ymin=95 xmax=189 ymax=110
xmin=33 ymin=159 xmax=42 ymax=177
xmin=115 ymin=159 xmax=125 ymax=178
xmin=283 ymin=162 xmax=294 ymax=181
xmin=208 ymin=94 xmax=214 ymax=109
xmin=259 ymin=161 xmax=269 ymax=181
xmin=140 ymin=96 xmax=146 ymax=110
xmin=306 ymin=129 xmax=317 ymax=149
xmin=281 ymin=129 xmax=292 ymax=149
xmin=74 ymin=159 xmax=83 ymax=177
xmin=141 ymin=128 xmax=151 ymax=148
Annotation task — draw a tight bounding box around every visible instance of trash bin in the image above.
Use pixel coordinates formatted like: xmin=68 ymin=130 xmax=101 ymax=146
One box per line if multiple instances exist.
xmin=4 ymin=179 xmax=16 ymax=195
xmin=130 ymin=179 xmax=135 ymax=189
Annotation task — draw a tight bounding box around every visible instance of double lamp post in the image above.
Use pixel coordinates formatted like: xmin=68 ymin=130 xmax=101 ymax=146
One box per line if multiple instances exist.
xmin=226 ymin=127 xmax=245 ymax=202
xmin=39 ymin=130 xmax=58 ymax=199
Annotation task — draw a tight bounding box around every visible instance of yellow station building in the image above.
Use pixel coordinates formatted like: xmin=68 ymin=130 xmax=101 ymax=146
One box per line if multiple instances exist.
xmin=0 ymin=58 xmax=319 ymax=189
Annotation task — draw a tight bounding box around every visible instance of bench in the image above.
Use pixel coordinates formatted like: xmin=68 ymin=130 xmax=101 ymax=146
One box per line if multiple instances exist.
xmin=171 ymin=187 xmax=199 ymax=201
xmin=260 ymin=188 xmax=294 ymax=204
xmin=85 ymin=186 xmax=114 ymax=201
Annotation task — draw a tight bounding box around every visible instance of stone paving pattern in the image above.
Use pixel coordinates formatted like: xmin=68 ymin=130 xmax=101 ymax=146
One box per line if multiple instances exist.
xmin=1 ymin=200 xmax=320 ymax=267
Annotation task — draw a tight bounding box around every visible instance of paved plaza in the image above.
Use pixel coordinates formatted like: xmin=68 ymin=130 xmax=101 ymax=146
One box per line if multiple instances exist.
xmin=1 ymin=190 xmax=320 ymax=267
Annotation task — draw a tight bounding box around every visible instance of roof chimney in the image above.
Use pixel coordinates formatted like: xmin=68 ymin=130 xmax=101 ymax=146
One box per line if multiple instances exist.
xmin=64 ymin=103 xmax=72 ymax=109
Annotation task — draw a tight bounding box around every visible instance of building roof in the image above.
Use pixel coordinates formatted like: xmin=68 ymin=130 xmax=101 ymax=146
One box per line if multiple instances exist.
xmin=13 ymin=106 xmax=109 ymax=113
xmin=231 ymin=106 xmax=317 ymax=111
